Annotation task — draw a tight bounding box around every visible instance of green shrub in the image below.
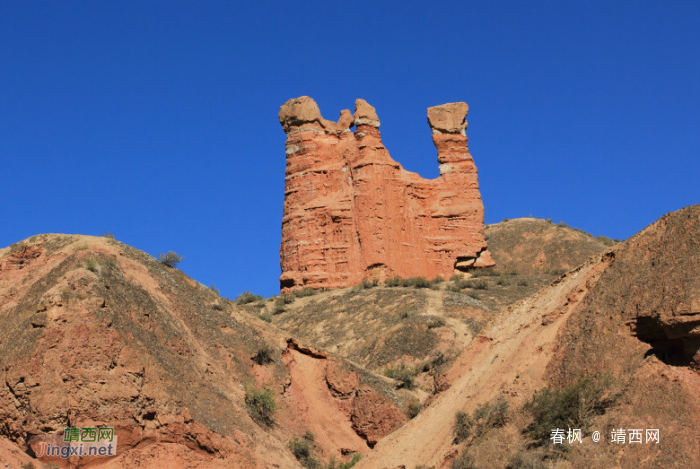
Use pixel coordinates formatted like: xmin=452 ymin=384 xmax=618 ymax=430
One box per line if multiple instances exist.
xmin=288 ymin=436 xmax=320 ymax=468
xmin=236 ymin=291 xmax=263 ymax=305
xmin=253 ymin=344 xmax=275 ymax=365
xmin=496 ymin=277 xmax=509 ymax=286
xmin=327 ymin=453 xmax=362 ymax=469
xmin=450 ymin=273 xmax=464 ymax=282
xmin=523 ymin=374 xmax=617 ymax=445
xmin=556 ymin=221 xmax=569 ymax=229
xmin=157 ymin=251 xmax=183 ymax=268
xmin=280 ymin=294 xmax=296 ymax=304
xmin=447 ymin=283 xmax=463 ymax=292
xmin=518 ymin=279 xmax=529 ymax=287
xmin=384 ymin=364 xmax=417 ymax=389
xmin=245 ymin=385 xmax=277 ymax=427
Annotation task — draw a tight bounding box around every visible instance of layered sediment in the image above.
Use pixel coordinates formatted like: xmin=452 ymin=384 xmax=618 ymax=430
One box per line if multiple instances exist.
xmin=279 ymin=96 xmax=494 ymax=292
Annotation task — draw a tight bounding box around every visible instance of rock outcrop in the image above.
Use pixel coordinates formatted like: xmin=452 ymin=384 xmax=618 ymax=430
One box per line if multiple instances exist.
xmin=279 ymin=96 xmax=494 ymax=292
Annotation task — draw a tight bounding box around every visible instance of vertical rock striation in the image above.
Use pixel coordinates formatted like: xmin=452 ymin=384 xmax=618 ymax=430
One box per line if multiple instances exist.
xmin=279 ymin=97 xmax=494 ymax=292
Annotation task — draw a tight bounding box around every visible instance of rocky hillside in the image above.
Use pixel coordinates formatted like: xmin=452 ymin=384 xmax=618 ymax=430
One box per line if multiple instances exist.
xmin=357 ymin=205 xmax=700 ymax=468
xmin=1 ymin=208 xmax=697 ymax=469
xmin=0 ymin=235 xmax=413 ymax=468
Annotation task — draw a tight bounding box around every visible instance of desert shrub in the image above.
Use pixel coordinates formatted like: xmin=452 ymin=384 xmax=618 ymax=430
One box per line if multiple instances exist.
xmin=384 ymin=364 xmax=417 ymax=389
xmin=596 ymin=235 xmax=615 ymax=246
xmin=253 ymin=344 xmax=275 ymax=365
xmin=415 ymin=466 xmax=436 ymax=469
xmin=303 ymin=430 xmax=315 ymax=442
xmin=245 ymin=385 xmax=277 ymax=427
xmin=503 ymin=217 xmax=510 ymax=222
xmin=327 ymin=453 xmax=362 ymax=469
xmin=258 ymin=313 xmax=272 ymax=323
xmin=74 ymin=242 xmax=88 ymax=251
xmin=21 ymin=464 xmax=36 ymax=469
xmin=466 ymin=291 xmax=480 ymax=300
xmin=103 ymin=232 xmax=115 ymax=240
xmin=464 ymin=318 xmax=485 ymax=336
xmin=427 ymin=317 xmax=446 ymax=329
xmin=547 ymin=268 xmax=568 ymax=276
xmin=556 ymin=221 xmax=569 ymax=229
xmin=503 ymin=267 xmax=520 ymax=276
xmin=450 ymin=273 xmax=464 ymax=282
xmin=209 ymin=284 xmax=221 ymax=295
xmin=545 ymin=218 xmax=553 ymax=223
xmin=288 ymin=436 xmax=320 ymax=468
xmin=507 ymin=451 xmax=547 ymax=469
xmin=518 ymin=279 xmax=529 ymax=287
xmin=397 ymin=309 xmax=414 ymax=320
xmin=452 ymin=452 xmax=477 ymax=469
xmin=470 ymin=269 xmax=499 ymax=278
xmin=360 ymin=278 xmax=378 ymax=289
xmin=236 ymin=291 xmax=263 ymax=305
xmin=385 ymin=277 xmax=401 ymax=287
xmin=280 ymin=294 xmax=296 ymax=304
xmin=407 ymin=277 xmax=430 ymax=288
xmin=157 ymin=251 xmax=183 ymax=268
xmin=294 ymin=287 xmax=317 ymax=298
xmin=464 ymin=279 xmax=488 ymax=290
xmin=84 ymin=258 xmax=100 ymax=274
xmin=429 ymin=276 xmax=445 ymax=289
xmin=406 ymin=401 xmax=423 ymax=419
xmin=524 ymin=374 xmax=617 ymax=445
xmin=453 ymin=398 xmax=509 ymax=444
xmin=447 ymin=283 xmax=463 ymax=293
xmin=496 ymin=277 xmax=509 ymax=286
xmin=453 ymin=410 xmax=474 ymax=443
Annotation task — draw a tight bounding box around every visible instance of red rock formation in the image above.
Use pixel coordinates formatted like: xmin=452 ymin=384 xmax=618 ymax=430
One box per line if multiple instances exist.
xmin=279 ymin=96 xmax=494 ymax=292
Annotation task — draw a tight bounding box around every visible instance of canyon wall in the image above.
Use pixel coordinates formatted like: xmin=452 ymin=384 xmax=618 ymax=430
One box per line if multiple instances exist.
xmin=279 ymin=96 xmax=494 ymax=292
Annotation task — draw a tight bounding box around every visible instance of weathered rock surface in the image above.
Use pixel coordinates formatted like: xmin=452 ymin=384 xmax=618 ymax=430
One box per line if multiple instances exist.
xmin=279 ymin=97 xmax=494 ymax=292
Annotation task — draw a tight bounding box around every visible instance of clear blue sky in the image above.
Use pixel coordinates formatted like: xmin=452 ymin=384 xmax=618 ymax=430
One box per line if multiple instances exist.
xmin=1 ymin=2 xmax=698 ymax=298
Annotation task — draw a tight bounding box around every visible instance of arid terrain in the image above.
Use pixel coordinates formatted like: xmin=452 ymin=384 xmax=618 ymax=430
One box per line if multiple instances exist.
xmin=1 ymin=210 xmax=698 ymax=468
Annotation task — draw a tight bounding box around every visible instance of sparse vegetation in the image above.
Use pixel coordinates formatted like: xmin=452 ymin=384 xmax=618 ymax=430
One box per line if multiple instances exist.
xmin=236 ymin=291 xmax=263 ymax=305
xmin=464 ymin=318 xmax=485 ymax=336
xmin=507 ymin=451 xmax=548 ymax=469
xmin=398 ymin=309 xmax=414 ymax=320
xmin=470 ymin=269 xmax=499 ymax=278
xmin=518 ymin=279 xmax=529 ymax=287
xmin=453 ymin=398 xmax=509 ymax=444
xmin=523 ymin=374 xmax=618 ymax=445
xmin=252 ymin=344 xmax=275 ymax=365
xmin=384 ymin=364 xmax=417 ymax=389
xmin=464 ymin=279 xmax=488 ymax=290
xmin=288 ymin=436 xmax=319 ymax=468
xmin=84 ymin=258 xmax=100 ymax=273
xmin=209 ymin=284 xmax=221 ymax=295
xmin=427 ymin=317 xmax=446 ymax=329
xmin=496 ymin=277 xmax=509 ymax=286
xmin=406 ymin=401 xmax=423 ymax=419
xmin=360 ymin=278 xmax=379 ymax=289
xmin=383 ymin=277 xmax=431 ymax=288
xmin=258 ymin=312 xmax=272 ymax=322
xmin=157 ymin=251 xmax=183 ymax=268
xmin=294 ymin=287 xmax=317 ymax=298
xmin=327 ymin=453 xmax=362 ymax=469
xmin=451 ymin=452 xmax=477 ymax=469
xmin=245 ymin=385 xmax=277 ymax=427
xmin=103 ymin=232 xmax=115 ymax=240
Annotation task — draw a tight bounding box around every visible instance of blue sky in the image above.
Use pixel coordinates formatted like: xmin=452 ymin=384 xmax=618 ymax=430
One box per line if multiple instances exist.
xmin=1 ymin=2 xmax=698 ymax=298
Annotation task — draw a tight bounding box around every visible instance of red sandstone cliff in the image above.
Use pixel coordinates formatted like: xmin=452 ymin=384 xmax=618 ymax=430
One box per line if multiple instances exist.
xmin=279 ymin=97 xmax=494 ymax=292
